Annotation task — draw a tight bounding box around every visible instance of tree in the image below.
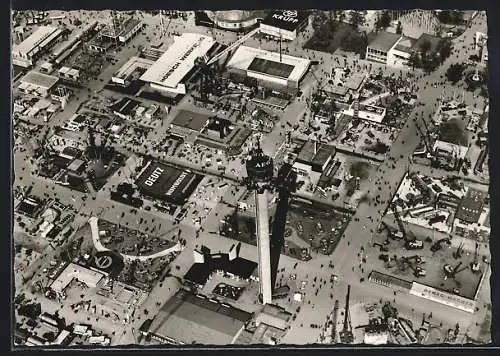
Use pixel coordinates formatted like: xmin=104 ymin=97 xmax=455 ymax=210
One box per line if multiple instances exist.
xmin=331 ymin=10 xmax=341 ymax=21
xmin=438 ymin=39 xmax=452 ymax=60
xmin=434 ymin=23 xmax=444 ymax=37
xmin=350 ymin=161 xmax=370 ymax=180
xmin=43 ymin=332 xmax=57 ymax=342
xmin=340 ymin=31 xmax=366 ymax=54
xmin=480 ymin=86 xmax=488 ymax=99
xmin=338 ymin=11 xmax=346 ymax=23
xmin=439 ymin=119 xmax=468 ymax=146
xmin=312 ymin=11 xmax=327 ymax=32
xmin=437 ymin=10 xmax=452 ymax=24
xmin=350 ymin=11 xmax=365 ymax=29
xmin=445 ymin=63 xmax=465 ymax=84
xmin=422 ymin=56 xmax=439 ymax=73
xmin=376 ymin=11 xmax=392 ymax=30
xmin=372 ymin=141 xmax=389 ymax=154
xmin=408 ymin=52 xmax=420 ymax=69
xmin=327 ymin=20 xmax=338 ymax=35
xmin=438 ymin=10 xmax=464 ymax=25
xmin=419 ymin=39 xmax=432 ymax=54
xmin=382 ymin=302 xmax=398 ymax=320
xmin=396 ymin=21 xmax=402 ymax=34
xmin=452 ymin=11 xmax=464 ymax=25
xmin=18 ymin=303 xmax=42 ymax=320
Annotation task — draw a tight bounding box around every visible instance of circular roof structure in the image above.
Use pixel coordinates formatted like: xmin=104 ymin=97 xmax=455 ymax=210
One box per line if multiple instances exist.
xmin=206 ymin=10 xmax=268 ymax=25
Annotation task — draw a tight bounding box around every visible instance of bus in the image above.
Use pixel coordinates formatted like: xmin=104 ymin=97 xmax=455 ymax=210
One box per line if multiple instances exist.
xmin=409 ymin=206 xmax=433 ymax=218
xmin=49 ymin=15 xmax=66 ymax=21
xmin=396 ymin=318 xmax=417 ymax=344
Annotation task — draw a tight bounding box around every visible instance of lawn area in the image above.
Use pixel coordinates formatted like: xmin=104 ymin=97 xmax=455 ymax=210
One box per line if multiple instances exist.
xmin=304 ymin=20 xmax=367 ymax=55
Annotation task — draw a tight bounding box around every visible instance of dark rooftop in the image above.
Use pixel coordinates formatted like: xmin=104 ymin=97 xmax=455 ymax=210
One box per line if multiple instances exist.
xmin=184 ymin=253 xmax=257 ymax=286
xmin=248 ymin=58 xmax=294 ymax=79
xmin=318 ymin=160 xmax=341 ymax=189
xmin=367 ymin=31 xmax=402 ymax=52
xmin=260 ymin=10 xmax=309 ymax=32
xmin=393 ymin=36 xmax=415 ymax=52
xmin=61 ymin=146 xmax=82 ymax=158
xmin=171 ymin=110 xmax=210 ymax=132
xmin=147 ymin=289 xmax=252 ymax=344
xmin=72 ymin=114 xmax=87 ymax=124
xmin=296 ymin=140 xmax=336 ymax=169
xmin=109 ymin=97 xmax=140 ymax=116
xmin=119 ymin=18 xmax=142 ymax=37
xmin=455 ymin=188 xmax=486 ymax=224
xmin=16 ymin=197 xmax=43 ymax=217
xmin=205 ymin=117 xmax=232 ymax=132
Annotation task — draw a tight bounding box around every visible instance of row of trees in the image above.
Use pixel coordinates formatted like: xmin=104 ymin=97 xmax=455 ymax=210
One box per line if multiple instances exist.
xmin=309 ymin=11 xmax=369 ymax=56
xmin=436 ymin=10 xmax=465 ymax=25
xmin=408 ymin=38 xmax=453 ymax=73
xmin=340 ymin=31 xmax=368 ymax=55
xmin=312 ymin=10 xmax=367 ymax=31
xmin=445 ymin=63 xmax=466 ymax=84
xmin=375 ymin=11 xmax=392 ymax=31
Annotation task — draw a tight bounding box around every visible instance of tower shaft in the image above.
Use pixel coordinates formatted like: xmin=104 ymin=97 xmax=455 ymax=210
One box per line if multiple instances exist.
xmin=255 ymin=190 xmax=272 ymax=304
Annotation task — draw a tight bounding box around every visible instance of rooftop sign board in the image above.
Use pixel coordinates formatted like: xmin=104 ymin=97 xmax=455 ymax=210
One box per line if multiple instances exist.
xmin=140 ymin=33 xmax=215 ymax=92
xmin=261 ymin=10 xmax=308 ymax=32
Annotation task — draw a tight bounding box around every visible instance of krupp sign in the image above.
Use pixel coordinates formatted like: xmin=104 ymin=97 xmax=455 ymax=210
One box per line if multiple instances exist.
xmin=273 ymin=10 xmax=299 ymax=23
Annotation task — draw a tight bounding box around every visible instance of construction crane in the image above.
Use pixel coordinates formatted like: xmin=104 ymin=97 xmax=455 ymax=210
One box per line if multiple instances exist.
xmin=443 ymin=261 xmax=468 ymax=280
xmin=452 ymin=241 xmax=464 ymax=259
xmin=400 ymin=257 xmax=426 ymax=277
xmin=339 ymin=285 xmax=354 ymax=343
xmin=243 ymin=136 xmax=297 ymax=304
xmin=391 ymin=203 xmax=424 ymax=250
xmin=109 ymin=10 xmax=121 ymax=50
xmin=195 ymin=27 xmax=262 ymax=101
xmin=430 ymin=237 xmax=451 ymax=252
xmin=415 ymin=122 xmax=434 ymax=158
xmin=378 ymin=220 xmax=398 ymax=242
xmin=405 ymin=255 xmax=426 ymax=264
xmin=331 ymin=299 xmax=339 ymax=343
xmin=159 ymin=10 xmax=172 ymax=37
xmin=470 ymin=242 xmax=481 ymax=273
xmin=420 ymin=114 xmax=434 ymax=140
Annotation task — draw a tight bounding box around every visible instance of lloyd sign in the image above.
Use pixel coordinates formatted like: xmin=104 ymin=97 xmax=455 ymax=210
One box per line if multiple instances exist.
xmin=272 ymin=10 xmax=299 ymax=23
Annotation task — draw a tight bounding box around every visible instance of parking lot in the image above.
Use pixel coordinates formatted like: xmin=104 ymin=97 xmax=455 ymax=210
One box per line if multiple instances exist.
xmin=286 ymin=200 xmax=351 ymax=255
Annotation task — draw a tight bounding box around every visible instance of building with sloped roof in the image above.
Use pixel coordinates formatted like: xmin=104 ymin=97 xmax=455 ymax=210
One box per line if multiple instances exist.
xmin=142 ymin=289 xmax=253 ymax=345
xmin=293 ymin=140 xmax=336 ymax=176
xmin=18 ymin=71 xmax=59 ymax=97
xmin=227 ymin=45 xmax=310 ymax=94
xmin=140 ymin=33 xmax=215 ymax=96
xmin=455 ymin=188 xmax=486 ymax=224
xmin=255 ymin=304 xmax=292 ymax=331
xmin=13 ymin=26 xmax=63 ymax=68
xmin=453 ymin=187 xmax=490 ymax=241
xmin=260 ymin=10 xmax=309 ymax=41
xmin=184 ymin=246 xmax=258 ymax=288
xmin=366 ymin=31 xmax=403 ymax=65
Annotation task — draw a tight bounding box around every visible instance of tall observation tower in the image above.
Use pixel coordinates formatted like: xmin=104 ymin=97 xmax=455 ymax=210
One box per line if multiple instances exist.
xmin=244 ymin=137 xmax=297 ymax=305
xmin=245 ymin=140 xmax=274 ymax=304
